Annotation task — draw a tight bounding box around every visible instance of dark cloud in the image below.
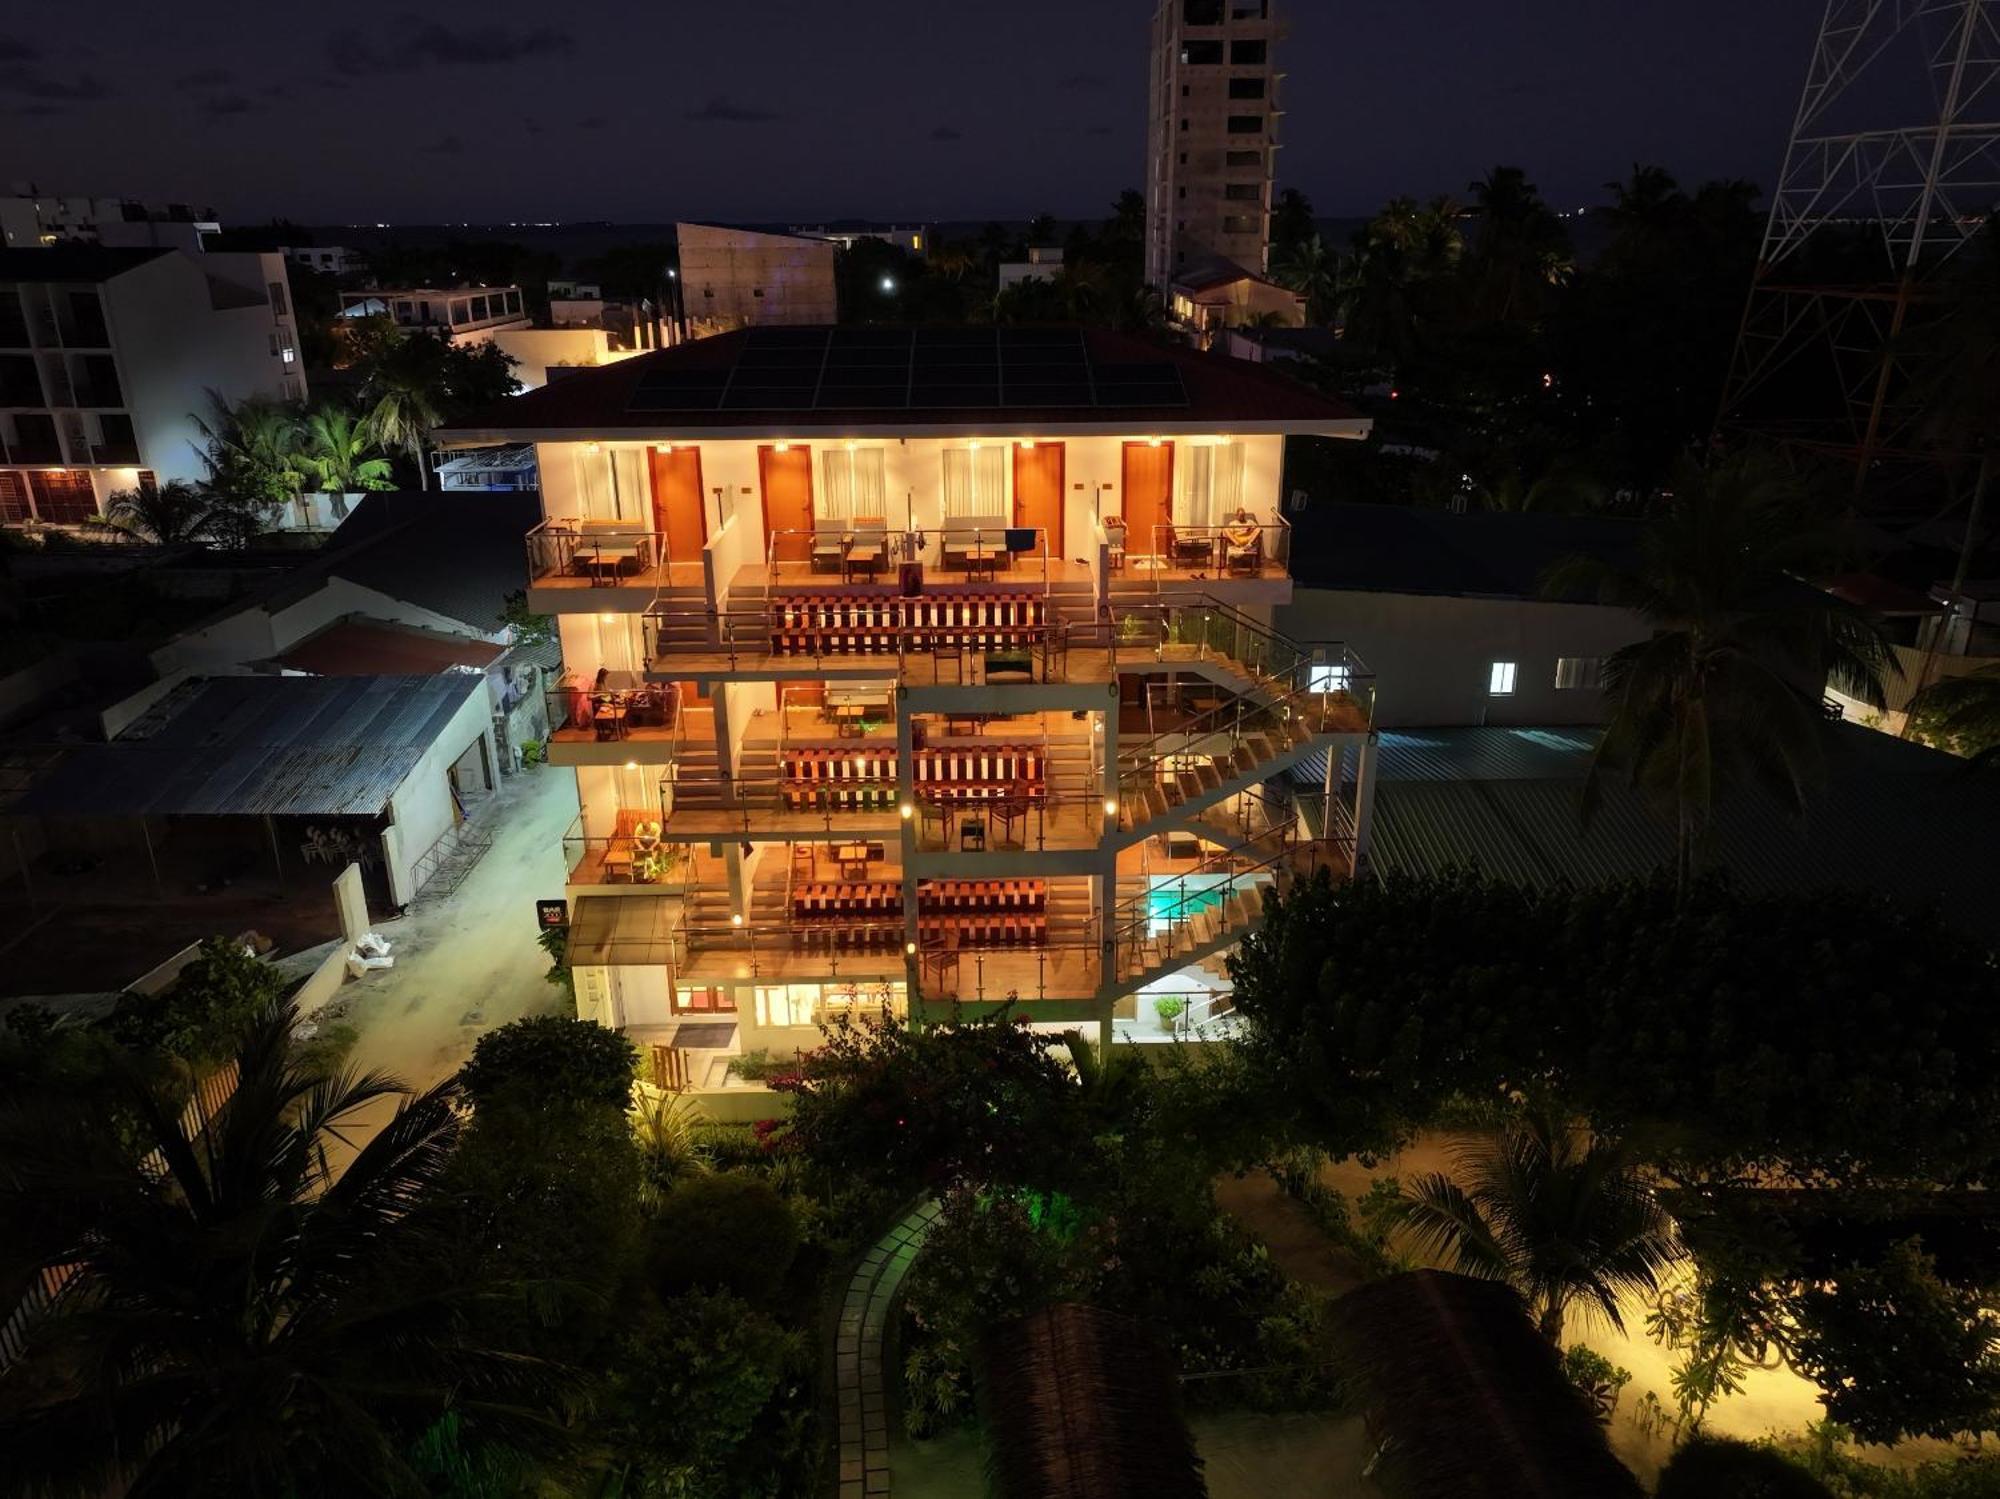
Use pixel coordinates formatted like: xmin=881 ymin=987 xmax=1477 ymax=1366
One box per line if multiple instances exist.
xmin=0 ymin=35 xmax=40 ymax=62
xmin=174 ymin=66 xmax=234 ymax=87
xmin=1058 ymin=72 xmax=1107 ymax=90
xmin=0 ymin=67 xmax=108 ymax=100
xmin=577 ymin=114 xmax=607 ymax=129
xmin=425 ymin=133 xmax=465 ymax=154
xmin=201 ymin=93 xmax=256 ymax=117
xmin=328 ymin=22 xmax=573 ymax=75
xmin=683 ymin=95 xmax=779 ymax=123
xmin=929 ymin=124 xmax=962 ymax=141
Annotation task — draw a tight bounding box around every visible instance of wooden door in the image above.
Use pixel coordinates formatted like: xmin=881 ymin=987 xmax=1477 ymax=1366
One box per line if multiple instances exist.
xmin=648 ymin=446 xmax=706 ymax=568
xmin=1121 ymin=442 xmax=1174 ymax=561
xmin=1012 ymin=442 xmax=1064 ymax=556
xmin=758 ymin=445 xmax=815 ymax=564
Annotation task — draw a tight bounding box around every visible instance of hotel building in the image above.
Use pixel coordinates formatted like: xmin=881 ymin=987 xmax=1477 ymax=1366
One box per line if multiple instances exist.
xmin=438 ymin=325 xmax=1377 ymax=1105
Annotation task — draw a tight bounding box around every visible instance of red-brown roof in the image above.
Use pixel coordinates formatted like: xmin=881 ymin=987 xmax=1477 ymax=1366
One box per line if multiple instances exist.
xmin=439 ymin=325 xmax=1363 ymax=438
xmin=274 ymin=620 xmax=502 ymax=677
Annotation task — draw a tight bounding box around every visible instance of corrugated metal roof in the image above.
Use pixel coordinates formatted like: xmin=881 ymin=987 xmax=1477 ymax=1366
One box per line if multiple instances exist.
xmin=1298 ymin=727 xmax=2000 ymax=945
xmin=14 ymin=675 xmax=482 ymax=819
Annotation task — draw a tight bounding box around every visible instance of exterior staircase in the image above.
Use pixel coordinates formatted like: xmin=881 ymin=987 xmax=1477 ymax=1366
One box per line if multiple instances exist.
xmin=1113 ymin=706 xmax=1325 ymax=847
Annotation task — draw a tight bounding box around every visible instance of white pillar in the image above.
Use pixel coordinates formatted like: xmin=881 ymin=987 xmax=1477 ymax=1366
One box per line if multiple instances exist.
xmin=1351 ymin=732 xmax=1379 ymax=877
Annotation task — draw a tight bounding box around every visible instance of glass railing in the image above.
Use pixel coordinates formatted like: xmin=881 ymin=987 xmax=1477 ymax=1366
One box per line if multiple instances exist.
xmin=545 ymin=682 xmax=682 ymax=741
xmin=526 ymin=521 xmax=675 ymax=586
xmin=1112 ymin=515 xmax=1291 ymax=584
xmin=1110 ymin=837 xmax=1346 ymax=981
xmin=765 ymin=524 xmax=1052 ymax=589
xmin=562 ymin=811 xmax=690 ymax=886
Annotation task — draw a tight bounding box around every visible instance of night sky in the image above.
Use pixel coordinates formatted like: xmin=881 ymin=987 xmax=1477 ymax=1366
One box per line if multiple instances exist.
xmin=1 ymin=2 xmax=1820 ymax=226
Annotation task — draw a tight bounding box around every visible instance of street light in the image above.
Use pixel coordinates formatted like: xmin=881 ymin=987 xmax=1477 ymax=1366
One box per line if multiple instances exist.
xmin=879 ymin=275 xmax=897 ymax=295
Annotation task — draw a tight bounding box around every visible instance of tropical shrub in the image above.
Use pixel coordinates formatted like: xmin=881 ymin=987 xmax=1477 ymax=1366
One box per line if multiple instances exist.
xmin=648 ymin=1172 xmax=800 ymax=1304
xmin=102 ymin=936 xmax=286 ymax=1064
xmin=1656 ymin=1437 xmax=1837 ymax=1499
xmin=459 ymin=1014 xmax=636 ymax=1111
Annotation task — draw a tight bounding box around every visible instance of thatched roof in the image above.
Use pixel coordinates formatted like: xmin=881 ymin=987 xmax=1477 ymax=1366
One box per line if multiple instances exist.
xmin=1331 ymin=1271 xmax=1644 ymax=1499
xmin=984 ymin=1302 xmax=1206 ymax=1499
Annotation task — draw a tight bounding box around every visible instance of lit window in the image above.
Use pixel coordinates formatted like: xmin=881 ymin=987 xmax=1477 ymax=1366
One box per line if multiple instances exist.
xmin=1489 ymin=661 xmax=1517 ymax=696
xmin=1308 ymin=663 xmax=1350 ymax=693
xmin=1554 ymin=656 xmax=1603 ymax=690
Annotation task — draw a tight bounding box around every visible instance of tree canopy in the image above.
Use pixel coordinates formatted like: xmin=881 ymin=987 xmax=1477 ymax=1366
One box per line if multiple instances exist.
xmin=1229 ymin=867 xmax=2000 ymax=1187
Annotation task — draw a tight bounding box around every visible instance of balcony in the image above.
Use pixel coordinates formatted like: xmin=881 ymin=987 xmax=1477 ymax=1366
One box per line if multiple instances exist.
xmin=89 ymin=441 xmax=141 ymax=466
xmin=564 ymin=810 xmax=692 ymax=887
xmin=4 ymin=439 xmax=65 ymax=465
xmin=525 ymin=522 xmax=706 ymax=595
xmin=764 ymin=523 xmax=1070 ymax=592
xmin=1107 ymin=514 xmax=1291 ymax=587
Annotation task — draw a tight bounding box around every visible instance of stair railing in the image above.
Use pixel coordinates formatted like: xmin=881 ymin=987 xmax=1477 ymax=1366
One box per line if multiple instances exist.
xmin=1108 ymin=836 xmax=1342 ymax=985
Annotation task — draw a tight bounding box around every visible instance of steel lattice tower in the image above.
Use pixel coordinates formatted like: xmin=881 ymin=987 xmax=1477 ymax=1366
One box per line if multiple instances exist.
xmin=1719 ymin=1 xmax=2000 ymax=489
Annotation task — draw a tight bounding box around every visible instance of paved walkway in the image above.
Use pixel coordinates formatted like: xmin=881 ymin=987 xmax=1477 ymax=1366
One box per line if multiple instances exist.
xmin=836 ymin=1200 xmax=942 ymax=1499
xmin=1213 ymin=1169 xmax=1370 ymax=1296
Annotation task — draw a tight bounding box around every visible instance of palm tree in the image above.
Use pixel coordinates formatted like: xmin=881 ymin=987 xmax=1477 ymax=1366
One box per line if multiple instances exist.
xmin=1272 ymin=233 xmax=1339 ymax=325
xmin=297 ymin=404 xmax=395 ymax=515
xmin=1396 ymin=1112 xmax=1681 ymax=1343
xmin=191 ymin=393 xmax=307 ymax=522
xmin=363 ymin=338 xmax=448 ymax=491
xmin=0 ymin=997 xmax=564 ymax=1498
xmin=93 ymin=479 xmax=230 ymax=545
xmin=1909 ymin=664 xmax=2000 ymax=767
xmin=1465 ymin=165 xmax=1570 ymax=323
xmin=1545 ymin=452 xmax=1897 ymax=892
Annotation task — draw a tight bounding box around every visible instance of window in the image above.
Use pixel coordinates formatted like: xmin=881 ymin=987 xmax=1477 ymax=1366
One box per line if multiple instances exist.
xmin=1222 ymin=215 xmax=1260 ymax=234
xmin=941 ymin=444 xmax=1008 ymax=517
xmin=1230 ymin=39 xmax=1267 ymax=64
xmin=1489 ymin=661 xmax=1517 ymax=696
xmin=1183 ymin=0 xmax=1223 ymax=22
xmin=266 ymin=281 xmax=288 ymax=317
xmin=1225 ymin=183 xmax=1262 ymax=201
xmin=1179 ymin=118 xmax=1190 ymax=132
xmin=1308 ymin=662 xmax=1350 ymax=694
xmin=0 ymin=472 xmax=29 ymax=523
xmin=29 ymin=468 xmax=96 ymax=524
xmin=1228 ymin=77 xmax=1266 ymax=99
xmin=755 ymin=983 xmax=820 ymax=1028
xmin=1181 ymin=84 xmax=1190 ymax=97
xmin=1177 ymin=441 xmax=1243 ymax=528
xmin=575 ymin=445 xmax=646 ymax=523
xmin=752 ymin=287 xmax=765 ymax=298
xmin=1555 ymin=656 xmax=1603 ymax=690
xmin=819 ymin=445 xmax=886 ymax=520
xmin=1178 ymin=151 xmax=1188 ymax=165
xmin=1181 ymin=39 xmax=1224 ymax=64
xmin=1227 ymin=114 xmax=1264 ymax=134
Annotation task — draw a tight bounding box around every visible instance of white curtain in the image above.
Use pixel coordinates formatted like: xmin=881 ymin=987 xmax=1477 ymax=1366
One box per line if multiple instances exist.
xmin=1177 ymin=443 xmax=1244 ymax=529
xmin=596 ymin=614 xmax=640 ymax=674
xmin=610 ymin=449 xmax=647 ymax=523
xmin=574 ymin=449 xmax=614 ymax=521
xmin=819 ymin=447 xmax=886 ymax=520
xmin=941 ymin=446 xmax=1008 ymax=518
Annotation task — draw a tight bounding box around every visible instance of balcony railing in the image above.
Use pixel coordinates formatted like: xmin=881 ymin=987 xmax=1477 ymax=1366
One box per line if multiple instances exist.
xmin=546 ymin=681 xmax=681 ymax=743
xmin=766 ymin=523 xmax=1053 ymax=589
xmin=1107 ymin=514 xmax=1291 ymax=586
xmin=563 ymin=811 xmax=689 ymax=886
xmin=526 ymin=521 xmax=675 ymax=587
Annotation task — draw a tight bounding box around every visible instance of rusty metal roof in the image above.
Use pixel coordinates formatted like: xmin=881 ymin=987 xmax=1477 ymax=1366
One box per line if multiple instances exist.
xmin=14 ymin=674 xmax=482 ymax=819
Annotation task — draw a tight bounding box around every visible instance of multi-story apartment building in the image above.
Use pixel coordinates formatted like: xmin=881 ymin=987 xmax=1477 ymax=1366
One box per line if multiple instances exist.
xmin=1144 ymin=0 xmax=1282 ymax=288
xmin=0 ymin=194 xmax=220 ymax=253
xmin=338 ymin=286 xmax=530 ymax=338
xmin=0 ymin=246 xmax=304 ymax=525
xmin=439 ymin=325 xmax=1377 ymax=1105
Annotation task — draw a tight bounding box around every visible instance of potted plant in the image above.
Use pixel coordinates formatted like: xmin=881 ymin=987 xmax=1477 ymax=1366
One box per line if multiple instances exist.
xmin=1153 ymin=995 xmax=1185 ymax=1034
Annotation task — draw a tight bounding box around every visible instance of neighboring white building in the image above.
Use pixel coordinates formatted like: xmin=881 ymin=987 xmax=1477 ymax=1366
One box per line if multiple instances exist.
xmin=282 ymin=245 xmax=354 ymax=277
xmin=0 ymin=246 xmax=304 ymax=525
xmin=339 ymin=285 xmax=529 ymax=337
xmin=0 ymin=194 xmax=220 ymax=253
xmin=794 ymin=225 xmax=929 ymax=255
xmin=998 ymin=247 xmax=1065 ymax=291
xmin=1145 ymin=1 xmax=1282 ymax=286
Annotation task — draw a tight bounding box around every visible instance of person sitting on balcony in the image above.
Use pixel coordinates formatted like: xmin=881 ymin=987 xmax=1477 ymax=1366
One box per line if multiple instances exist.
xmin=1221 ymin=508 xmax=1263 ymax=573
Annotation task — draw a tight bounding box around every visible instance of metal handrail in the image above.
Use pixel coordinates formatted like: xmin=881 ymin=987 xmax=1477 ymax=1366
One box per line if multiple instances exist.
xmin=1109 ymin=836 xmax=1340 ymax=966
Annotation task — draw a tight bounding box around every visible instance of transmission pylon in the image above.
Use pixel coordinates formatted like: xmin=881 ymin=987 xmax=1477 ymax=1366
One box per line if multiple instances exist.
xmin=1718 ymin=1 xmax=2000 ymax=494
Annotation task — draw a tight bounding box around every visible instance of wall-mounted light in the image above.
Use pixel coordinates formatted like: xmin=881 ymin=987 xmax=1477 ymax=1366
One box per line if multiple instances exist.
xmin=773 ymin=441 xmax=790 ymax=453
xmin=625 ymin=761 xmax=638 ymax=770
xmin=585 ymin=441 xmax=601 ymax=455
xmin=1146 ymin=436 xmax=1163 ymax=447
xmin=905 ymin=941 xmax=917 ymax=955
xmin=1020 ymin=439 xmax=1035 ymax=450
xmin=899 ymin=801 xmax=915 ymax=820
xmin=845 ymin=440 xmax=858 ymax=453
xmin=730 ymin=912 xmax=744 ymax=927
xmin=1103 ymin=796 xmax=1119 ymax=817
xmin=654 ymin=443 xmax=674 ymax=455
xmin=968 ymin=440 xmax=981 ymax=451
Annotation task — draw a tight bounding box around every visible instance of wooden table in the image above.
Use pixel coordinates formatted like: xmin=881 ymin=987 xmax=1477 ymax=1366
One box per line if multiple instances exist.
xmin=592 ymin=702 xmax=628 ymax=740
xmin=830 ymin=703 xmax=867 ymax=737
xmin=834 ymin=843 xmax=873 ymax=880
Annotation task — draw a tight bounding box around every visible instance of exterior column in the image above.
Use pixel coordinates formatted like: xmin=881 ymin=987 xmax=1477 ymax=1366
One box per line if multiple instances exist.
xmin=1097 ymin=682 xmax=1120 ymax=1050
xmin=895 ymin=689 xmax=921 ymax=1019
xmin=1351 ymin=732 xmax=1379 ymax=877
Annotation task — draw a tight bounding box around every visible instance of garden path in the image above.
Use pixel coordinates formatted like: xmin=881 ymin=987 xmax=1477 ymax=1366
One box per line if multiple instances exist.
xmin=1214 ymin=1169 xmax=1371 ymax=1295
xmin=837 ymin=1200 xmax=942 ymax=1499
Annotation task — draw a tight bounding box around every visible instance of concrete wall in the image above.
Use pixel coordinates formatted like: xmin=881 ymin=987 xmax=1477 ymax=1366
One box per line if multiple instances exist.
xmin=382 ymin=684 xmax=492 ymax=906
xmin=1277 ymin=587 xmax=1649 ymax=729
xmin=479 ymin=327 xmax=641 ymax=391
xmin=676 ymin=223 xmax=837 ymax=332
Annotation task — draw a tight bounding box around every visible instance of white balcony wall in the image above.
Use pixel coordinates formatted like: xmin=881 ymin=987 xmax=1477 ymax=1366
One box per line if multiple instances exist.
xmin=555 ymin=612 xmax=646 ymax=685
